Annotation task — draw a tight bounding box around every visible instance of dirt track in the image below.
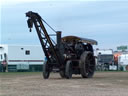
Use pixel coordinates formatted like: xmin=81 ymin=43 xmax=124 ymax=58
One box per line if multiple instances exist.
xmin=0 ymin=72 xmax=128 ymax=96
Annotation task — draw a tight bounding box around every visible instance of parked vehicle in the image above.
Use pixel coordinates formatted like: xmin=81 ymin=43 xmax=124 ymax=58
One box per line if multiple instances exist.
xmin=118 ymin=53 xmax=128 ymax=71
xmin=95 ymin=49 xmax=116 ymax=71
xmin=0 ymin=45 xmax=44 ymax=72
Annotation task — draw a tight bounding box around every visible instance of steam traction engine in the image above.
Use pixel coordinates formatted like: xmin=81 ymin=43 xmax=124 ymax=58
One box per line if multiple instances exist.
xmin=26 ymin=11 xmax=97 ymax=79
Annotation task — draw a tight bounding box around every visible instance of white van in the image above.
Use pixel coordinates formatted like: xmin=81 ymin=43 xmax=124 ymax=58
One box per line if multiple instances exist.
xmin=118 ymin=53 xmax=128 ymax=71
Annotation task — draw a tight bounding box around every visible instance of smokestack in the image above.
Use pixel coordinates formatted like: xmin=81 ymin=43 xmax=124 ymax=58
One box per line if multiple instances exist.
xmin=56 ymin=31 xmax=62 ymax=48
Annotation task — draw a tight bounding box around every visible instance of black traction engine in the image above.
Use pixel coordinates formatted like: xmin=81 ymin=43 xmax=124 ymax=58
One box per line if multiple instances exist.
xmin=26 ymin=11 xmax=97 ymax=79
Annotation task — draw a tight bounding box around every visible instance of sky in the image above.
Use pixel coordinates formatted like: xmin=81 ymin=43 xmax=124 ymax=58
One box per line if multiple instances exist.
xmin=1 ymin=0 xmax=128 ymax=50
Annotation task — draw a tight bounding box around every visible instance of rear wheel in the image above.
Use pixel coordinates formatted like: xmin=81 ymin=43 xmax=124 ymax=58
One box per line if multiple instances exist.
xmin=43 ymin=61 xmax=50 ymax=79
xmin=65 ymin=60 xmax=73 ymax=79
xmin=80 ymin=51 xmax=95 ymax=78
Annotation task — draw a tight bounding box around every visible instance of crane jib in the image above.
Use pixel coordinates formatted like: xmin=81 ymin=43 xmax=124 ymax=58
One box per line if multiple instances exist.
xmin=26 ymin=11 xmax=63 ymax=67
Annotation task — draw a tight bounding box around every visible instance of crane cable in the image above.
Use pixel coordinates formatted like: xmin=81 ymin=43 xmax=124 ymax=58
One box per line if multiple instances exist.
xmin=41 ymin=18 xmax=57 ymax=33
xmin=40 ymin=18 xmax=57 ymax=44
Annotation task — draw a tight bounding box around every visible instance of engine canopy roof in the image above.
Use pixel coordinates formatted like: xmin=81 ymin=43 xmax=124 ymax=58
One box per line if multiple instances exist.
xmin=62 ymin=36 xmax=98 ymax=45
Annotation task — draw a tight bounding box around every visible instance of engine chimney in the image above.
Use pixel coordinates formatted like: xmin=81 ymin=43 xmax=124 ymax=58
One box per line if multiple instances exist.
xmin=56 ymin=31 xmax=62 ymax=49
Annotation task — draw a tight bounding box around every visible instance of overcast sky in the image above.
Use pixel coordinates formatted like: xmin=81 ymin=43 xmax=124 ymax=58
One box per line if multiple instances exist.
xmin=1 ymin=0 xmax=128 ymax=50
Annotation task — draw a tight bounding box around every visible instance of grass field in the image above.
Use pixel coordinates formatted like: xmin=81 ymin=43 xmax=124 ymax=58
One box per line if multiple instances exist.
xmin=0 ymin=71 xmax=128 ymax=96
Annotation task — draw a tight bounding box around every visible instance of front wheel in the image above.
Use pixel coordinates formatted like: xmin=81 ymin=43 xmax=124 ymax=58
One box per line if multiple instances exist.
xmin=59 ymin=69 xmax=66 ymax=78
xmin=43 ymin=61 xmax=50 ymax=79
xmin=65 ymin=60 xmax=73 ymax=79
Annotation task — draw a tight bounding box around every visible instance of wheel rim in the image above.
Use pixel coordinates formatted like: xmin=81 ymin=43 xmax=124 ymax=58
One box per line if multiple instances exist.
xmin=85 ymin=54 xmax=95 ymax=77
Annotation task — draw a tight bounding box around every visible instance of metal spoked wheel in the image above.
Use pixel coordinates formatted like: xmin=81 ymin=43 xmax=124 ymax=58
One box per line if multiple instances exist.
xmin=43 ymin=61 xmax=50 ymax=79
xmin=80 ymin=51 xmax=95 ymax=78
xmin=65 ymin=60 xmax=73 ymax=79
